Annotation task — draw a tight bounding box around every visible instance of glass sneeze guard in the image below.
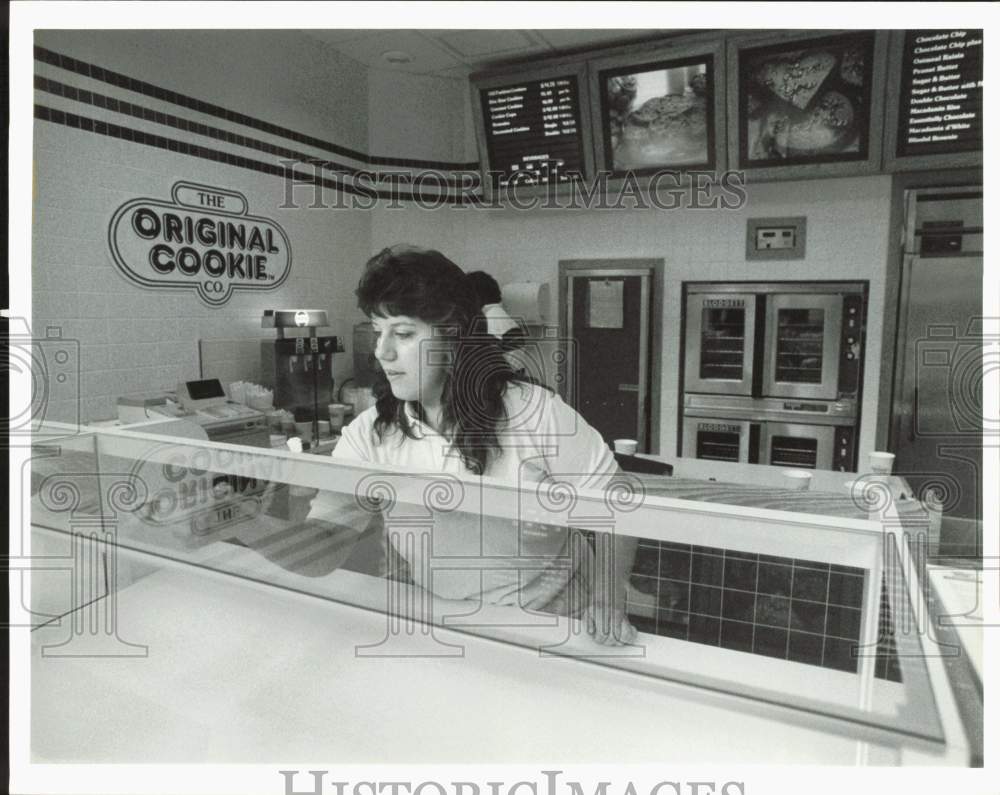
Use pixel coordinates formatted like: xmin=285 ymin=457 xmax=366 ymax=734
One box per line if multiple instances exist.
xmin=24 ymin=420 xmax=967 ymax=754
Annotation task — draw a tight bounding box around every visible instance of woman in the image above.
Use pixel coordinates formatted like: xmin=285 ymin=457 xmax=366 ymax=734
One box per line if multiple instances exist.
xmin=309 ymin=245 xmax=636 ymax=646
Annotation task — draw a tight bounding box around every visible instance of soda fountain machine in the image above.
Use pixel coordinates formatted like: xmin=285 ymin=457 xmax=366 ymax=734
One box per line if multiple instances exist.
xmin=260 ymin=309 xmax=344 ymax=438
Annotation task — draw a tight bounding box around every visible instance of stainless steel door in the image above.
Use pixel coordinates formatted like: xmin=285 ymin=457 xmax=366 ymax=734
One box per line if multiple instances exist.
xmin=685 ymin=293 xmax=757 ymax=395
xmin=682 ymin=417 xmax=751 ymax=463
xmin=763 ymin=294 xmax=843 ymax=400
xmin=891 ymin=187 xmax=982 ymax=555
xmin=892 ymin=257 xmax=983 ymax=538
xmin=763 ymin=423 xmax=836 ymax=469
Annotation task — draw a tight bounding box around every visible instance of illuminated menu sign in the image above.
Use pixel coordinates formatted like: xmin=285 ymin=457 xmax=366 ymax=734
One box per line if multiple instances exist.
xmin=481 ymin=76 xmax=586 ymax=188
xmin=897 ymin=29 xmax=983 ymax=158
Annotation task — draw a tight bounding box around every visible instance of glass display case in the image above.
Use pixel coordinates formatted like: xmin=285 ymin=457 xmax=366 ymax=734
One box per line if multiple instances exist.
xmin=18 ymin=421 xmax=977 ymax=766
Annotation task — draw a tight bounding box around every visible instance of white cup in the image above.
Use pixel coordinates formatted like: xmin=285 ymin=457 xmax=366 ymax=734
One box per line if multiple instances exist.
xmin=869 ymin=451 xmax=895 ymax=474
xmin=317 ymin=420 xmax=330 ymax=437
xmin=328 ymin=403 xmax=349 ymax=431
xmin=782 ymin=469 xmax=813 ymax=491
xmin=614 ymin=439 xmax=638 ymax=455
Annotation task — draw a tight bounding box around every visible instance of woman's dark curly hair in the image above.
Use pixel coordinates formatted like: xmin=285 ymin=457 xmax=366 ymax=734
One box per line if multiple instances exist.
xmin=357 ymin=245 xmax=520 ymax=475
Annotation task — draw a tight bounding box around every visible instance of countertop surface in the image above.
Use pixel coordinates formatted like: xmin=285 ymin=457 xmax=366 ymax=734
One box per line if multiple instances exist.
xmin=633 ymin=454 xmax=928 ymax=521
xmin=28 ymin=558 xmax=962 ymax=766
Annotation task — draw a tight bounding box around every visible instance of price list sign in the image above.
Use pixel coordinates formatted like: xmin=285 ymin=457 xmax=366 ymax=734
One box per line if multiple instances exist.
xmin=481 ymin=75 xmax=587 ymax=188
xmin=897 ymin=30 xmax=983 ymax=158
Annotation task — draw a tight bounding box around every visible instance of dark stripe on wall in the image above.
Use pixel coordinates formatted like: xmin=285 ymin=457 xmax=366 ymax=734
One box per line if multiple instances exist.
xmin=35 ymin=45 xmax=481 ymax=172
xmin=34 ymin=75 xmax=478 ymax=191
xmin=34 ymin=104 xmax=483 ymax=207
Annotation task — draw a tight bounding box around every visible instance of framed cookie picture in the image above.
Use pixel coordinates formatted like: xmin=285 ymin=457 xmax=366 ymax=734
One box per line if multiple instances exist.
xmin=588 ymin=34 xmax=727 ymax=180
xmin=728 ymin=30 xmax=888 ymax=181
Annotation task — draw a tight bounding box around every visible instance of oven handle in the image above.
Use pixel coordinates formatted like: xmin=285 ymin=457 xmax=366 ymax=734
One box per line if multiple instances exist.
xmin=749 ymin=422 xmax=761 ymax=464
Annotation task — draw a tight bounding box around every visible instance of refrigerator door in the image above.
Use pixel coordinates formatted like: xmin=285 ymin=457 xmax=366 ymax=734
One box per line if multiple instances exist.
xmin=685 ymin=293 xmax=757 ymax=396
xmin=762 ymin=294 xmax=844 ymax=400
xmin=763 ymin=422 xmax=836 ymax=470
xmin=682 ymin=416 xmax=752 ymax=463
xmin=891 ymin=255 xmax=983 ymax=551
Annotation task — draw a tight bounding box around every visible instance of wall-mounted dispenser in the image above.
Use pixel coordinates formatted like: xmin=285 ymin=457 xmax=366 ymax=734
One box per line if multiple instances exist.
xmin=501 ymin=281 xmax=551 ymax=324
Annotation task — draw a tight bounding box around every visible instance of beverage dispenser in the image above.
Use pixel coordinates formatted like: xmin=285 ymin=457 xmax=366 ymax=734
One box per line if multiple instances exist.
xmin=352 ymin=321 xmax=379 ymax=388
xmin=260 ymin=309 xmax=344 ymax=434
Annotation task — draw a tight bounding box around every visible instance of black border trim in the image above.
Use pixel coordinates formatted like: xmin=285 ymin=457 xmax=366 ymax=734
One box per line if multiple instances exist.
xmin=34 ymin=44 xmax=480 ymax=172
xmin=34 ymin=75 xmax=478 ymax=190
xmin=34 ymin=104 xmax=483 ymax=207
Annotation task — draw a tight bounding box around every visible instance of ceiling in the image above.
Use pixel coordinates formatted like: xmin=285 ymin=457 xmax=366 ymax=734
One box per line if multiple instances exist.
xmin=302 ymin=29 xmax=674 ymax=78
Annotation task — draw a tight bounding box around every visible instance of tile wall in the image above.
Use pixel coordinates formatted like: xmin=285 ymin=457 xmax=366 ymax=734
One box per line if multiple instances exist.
xmin=627 ymin=540 xmax=902 ymax=681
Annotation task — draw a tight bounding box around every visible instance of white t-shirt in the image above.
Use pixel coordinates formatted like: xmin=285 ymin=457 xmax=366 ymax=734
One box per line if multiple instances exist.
xmin=311 ymin=382 xmax=617 ymax=609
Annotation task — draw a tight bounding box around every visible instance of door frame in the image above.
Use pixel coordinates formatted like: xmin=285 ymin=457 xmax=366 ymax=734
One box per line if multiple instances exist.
xmin=558 ymin=258 xmax=664 ymax=455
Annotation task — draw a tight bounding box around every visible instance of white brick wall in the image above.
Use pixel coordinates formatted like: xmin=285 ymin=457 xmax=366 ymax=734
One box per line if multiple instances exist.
xmin=31 ymin=127 xmax=372 ymax=422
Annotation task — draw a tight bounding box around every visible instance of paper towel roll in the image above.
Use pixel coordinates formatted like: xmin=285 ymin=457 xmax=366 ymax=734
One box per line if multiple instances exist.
xmin=501 ymin=282 xmax=550 ymax=324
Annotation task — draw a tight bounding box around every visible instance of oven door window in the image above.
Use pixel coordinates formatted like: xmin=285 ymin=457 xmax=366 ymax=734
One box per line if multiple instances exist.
xmin=763 ymin=294 xmax=843 ymax=401
xmin=774 ymin=308 xmax=825 ymax=384
xmin=768 ymin=435 xmax=819 ymax=469
xmin=764 ymin=424 xmax=836 ymax=471
xmin=699 ymin=307 xmax=748 ymax=381
xmin=685 ymin=293 xmax=757 ymax=396
xmin=692 ymin=422 xmax=748 ymax=463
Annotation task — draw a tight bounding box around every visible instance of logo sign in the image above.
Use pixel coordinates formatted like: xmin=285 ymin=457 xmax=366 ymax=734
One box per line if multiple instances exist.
xmin=127 ymin=441 xmax=288 ymax=539
xmin=108 ymin=181 xmax=292 ymax=306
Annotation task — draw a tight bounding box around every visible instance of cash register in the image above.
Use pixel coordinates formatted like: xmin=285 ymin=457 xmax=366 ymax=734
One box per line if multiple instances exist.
xmin=116 ymin=379 xmax=269 ymax=447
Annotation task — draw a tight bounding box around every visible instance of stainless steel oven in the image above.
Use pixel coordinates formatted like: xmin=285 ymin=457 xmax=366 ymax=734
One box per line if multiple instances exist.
xmin=681 ymin=395 xmax=858 ymax=471
xmin=682 ymin=282 xmax=866 ymax=471
xmin=684 ymin=283 xmax=865 ymax=401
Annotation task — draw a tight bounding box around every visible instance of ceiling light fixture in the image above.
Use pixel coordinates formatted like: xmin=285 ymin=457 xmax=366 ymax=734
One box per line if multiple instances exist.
xmin=381 ymin=50 xmax=414 ymax=65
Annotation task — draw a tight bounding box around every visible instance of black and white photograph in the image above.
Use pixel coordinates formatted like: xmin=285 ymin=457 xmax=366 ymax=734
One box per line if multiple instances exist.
xmin=739 ymin=31 xmax=874 ymax=166
xmin=601 ymin=57 xmax=713 ymax=172
xmin=5 ymin=3 xmax=996 ymax=795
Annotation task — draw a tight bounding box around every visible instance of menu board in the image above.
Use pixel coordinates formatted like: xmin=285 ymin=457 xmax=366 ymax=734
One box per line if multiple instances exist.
xmin=738 ymin=32 xmax=874 ymax=167
xmin=896 ymin=30 xmax=983 ymax=158
xmin=480 ymin=75 xmax=587 ymax=188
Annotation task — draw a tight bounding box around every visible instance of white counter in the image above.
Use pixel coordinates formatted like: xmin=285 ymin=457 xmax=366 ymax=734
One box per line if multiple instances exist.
xmin=29 ymin=546 xmax=968 ymax=766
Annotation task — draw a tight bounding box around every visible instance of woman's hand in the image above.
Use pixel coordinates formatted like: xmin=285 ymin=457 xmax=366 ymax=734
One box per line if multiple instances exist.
xmin=586 ymin=597 xmax=638 ymax=646
xmin=586 ymin=529 xmax=640 ymax=646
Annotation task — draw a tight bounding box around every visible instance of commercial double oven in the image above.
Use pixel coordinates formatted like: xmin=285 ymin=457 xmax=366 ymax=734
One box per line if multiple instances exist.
xmin=682 ymin=282 xmax=867 ymax=471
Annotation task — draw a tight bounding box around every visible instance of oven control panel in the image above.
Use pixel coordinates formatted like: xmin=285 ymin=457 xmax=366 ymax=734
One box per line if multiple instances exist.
xmin=838 ymin=294 xmax=864 ymax=397
xmin=833 ymin=426 xmax=857 ymax=471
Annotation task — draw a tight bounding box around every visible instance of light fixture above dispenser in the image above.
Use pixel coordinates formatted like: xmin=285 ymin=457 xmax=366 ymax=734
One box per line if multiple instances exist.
xmin=261 ymin=309 xmax=329 ymax=337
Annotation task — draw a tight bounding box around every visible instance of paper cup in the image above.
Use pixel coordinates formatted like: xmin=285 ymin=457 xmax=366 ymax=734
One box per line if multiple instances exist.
xmin=782 ymin=469 xmax=812 ymax=491
xmin=869 ymin=452 xmax=895 ymax=474
xmin=317 ymin=420 xmax=330 ymax=436
xmin=614 ymin=439 xmax=638 ymax=455
xmin=294 ymin=422 xmax=313 ymax=443
xmin=328 ymin=403 xmax=349 ymax=431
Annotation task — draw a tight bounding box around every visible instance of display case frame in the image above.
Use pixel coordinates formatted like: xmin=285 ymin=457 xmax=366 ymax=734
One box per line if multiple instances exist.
xmin=20 ymin=420 xmax=977 ymax=762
